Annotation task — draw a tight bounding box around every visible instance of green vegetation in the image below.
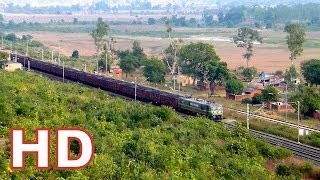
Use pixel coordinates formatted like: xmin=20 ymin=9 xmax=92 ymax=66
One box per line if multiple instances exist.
xmin=0 ymin=51 xmax=9 ymax=67
xmin=262 ymin=86 xmax=280 ymax=102
xmin=233 ymin=27 xmax=263 ymax=68
xmin=71 ymin=50 xmax=79 ymax=60
xmin=301 ymin=59 xmax=320 ymax=86
xmin=284 ymin=24 xmax=306 ymax=64
xmin=290 ymin=85 xmax=320 ymax=117
xmin=179 ymin=42 xmax=230 ymax=93
xmin=226 ymin=79 xmax=244 ymax=95
xmin=0 ymin=70 xmax=296 ymax=179
xmin=143 ymin=57 xmax=166 ymax=84
xmin=91 ymin=18 xmax=109 ymax=55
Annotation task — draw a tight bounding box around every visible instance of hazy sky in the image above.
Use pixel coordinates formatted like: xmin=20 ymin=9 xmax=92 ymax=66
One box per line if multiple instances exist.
xmin=0 ymin=0 xmax=184 ymax=7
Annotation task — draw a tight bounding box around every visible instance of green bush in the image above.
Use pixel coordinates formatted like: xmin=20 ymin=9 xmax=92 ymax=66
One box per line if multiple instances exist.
xmin=0 ymin=70 xmax=293 ymax=179
xmin=276 ymin=164 xmax=301 ymax=178
xmin=242 ymin=98 xmax=252 ymax=104
xmin=252 ymin=93 xmax=264 ymax=104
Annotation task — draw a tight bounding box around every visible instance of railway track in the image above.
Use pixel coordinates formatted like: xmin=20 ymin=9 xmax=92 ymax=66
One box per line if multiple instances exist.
xmin=27 ymin=68 xmax=320 ymax=164
xmin=224 ymin=122 xmax=320 ymax=164
xmin=225 ymin=107 xmax=320 ymax=133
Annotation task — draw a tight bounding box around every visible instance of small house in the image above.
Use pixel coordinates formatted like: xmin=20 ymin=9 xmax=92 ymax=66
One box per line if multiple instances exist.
xmin=111 ymin=67 xmax=123 ymax=77
xmin=263 ymin=101 xmax=296 ymax=112
xmin=226 ymin=87 xmax=262 ymax=102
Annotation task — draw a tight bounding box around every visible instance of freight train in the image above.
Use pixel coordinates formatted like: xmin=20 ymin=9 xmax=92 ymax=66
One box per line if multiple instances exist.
xmin=10 ymin=54 xmax=223 ymax=121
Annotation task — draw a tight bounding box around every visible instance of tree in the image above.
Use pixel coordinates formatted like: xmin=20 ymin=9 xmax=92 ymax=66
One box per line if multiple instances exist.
xmin=284 ymin=65 xmax=299 ymax=82
xmin=226 ymin=79 xmax=244 ymax=95
xmin=119 ymin=51 xmax=139 ymax=77
xmin=189 ymin=18 xmax=197 ymax=26
xmin=262 ymin=86 xmax=280 ymax=102
xmin=179 ymin=42 xmax=220 ymax=83
xmin=132 ymin=40 xmax=145 ymax=61
xmin=5 ymin=33 xmax=17 ymax=41
xmin=0 ymin=14 xmax=3 ymax=23
xmin=22 ymin=34 xmax=32 ymax=41
xmin=73 ymin=18 xmax=78 ymax=24
xmin=0 ymin=51 xmax=9 ymax=66
xmin=252 ymin=93 xmax=264 ymax=104
xmin=147 ymin=18 xmax=156 ymax=25
xmin=290 ymin=85 xmax=320 ymax=116
xmin=224 ymin=8 xmax=246 ymax=27
xmin=91 ymin=19 xmax=109 ymax=56
xmin=71 ymin=50 xmax=79 ymax=60
xmin=301 ymin=59 xmax=320 ymax=86
xmin=207 ymin=61 xmax=231 ymax=94
xmin=233 ymin=27 xmax=263 ymax=68
xmin=143 ymin=57 xmax=166 ymax=84
xmin=242 ymin=67 xmax=257 ymax=82
xmin=284 ymin=24 xmax=306 ymax=65
xmin=162 ymin=20 xmax=184 ymax=79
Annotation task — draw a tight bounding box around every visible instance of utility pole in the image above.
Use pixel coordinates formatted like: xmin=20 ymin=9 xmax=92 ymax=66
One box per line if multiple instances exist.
xmin=15 ymin=51 xmax=17 ymax=62
xmin=62 ymin=61 xmax=65 ymax=82
xmin=41 ymin=49 xmax=44 ymax=61
xmin=247 ymin=104 xmax=250 ymax=130
xmin=285 ymin=83 xmax=288 ymax=121
xmin=26 ymin=40 xmax=29 ymax=57
xmin=178 ymin=66 xmax=181 ymax=96
xmin=297 ymin=100 xmax=300 ymax=143
xmin=83 ymin=64 xmax=87 ymax=72
xmin=105 ymin=52 xmax=108 ymax=73
xmin=1 ymin=35 xmax=3 ymax=49
xmin=134 ymin=77 xmax=137 ymax=102
xmin=96 ymin=59 xmax=99 ymax=74
xmin=173 ymin=76 xmax=176 ymax=94
xmin=58 ymin=45 xmax=60 ymax=65
xmin=51 ymin=51 xmax=54 ymax=62
xmin=27 ymin=60 xmax=30 ymax=71
xmin=10 ymin=43 xmax=12 ymax=52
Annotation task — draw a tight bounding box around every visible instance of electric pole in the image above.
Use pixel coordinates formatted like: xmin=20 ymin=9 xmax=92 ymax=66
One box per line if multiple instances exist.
xmin=41 ymin=49 xmax=44 ymax=61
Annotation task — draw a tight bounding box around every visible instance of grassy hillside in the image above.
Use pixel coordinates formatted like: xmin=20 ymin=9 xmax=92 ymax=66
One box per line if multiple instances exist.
xmin=0 ymin=70 xmax=315 ymax=179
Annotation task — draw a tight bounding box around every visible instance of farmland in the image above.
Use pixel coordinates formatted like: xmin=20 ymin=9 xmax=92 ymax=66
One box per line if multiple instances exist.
xmin=15 ymin=27 xmax=320 ymax=72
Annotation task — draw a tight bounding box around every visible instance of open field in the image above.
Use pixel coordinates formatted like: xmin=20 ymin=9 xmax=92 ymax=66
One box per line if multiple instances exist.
xmin=21 ymin=28 xmax=320 ymax=72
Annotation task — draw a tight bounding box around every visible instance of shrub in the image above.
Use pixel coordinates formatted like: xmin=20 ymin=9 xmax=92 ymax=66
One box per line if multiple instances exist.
xmin=300 ymin=162 xmax=313 ymax=174
xmin=276 ymin=164 xmax=301 ymax=178
xmin=252 ymin=93 xmax=264 ymax=104
xmin=242 ymin=98 xmax=252 ymax=104
xmin=226 ymin=79 xmax=244 ymax=95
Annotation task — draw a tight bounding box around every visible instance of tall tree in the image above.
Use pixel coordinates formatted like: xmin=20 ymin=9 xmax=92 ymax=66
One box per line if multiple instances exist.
xmin=91 ymin=19 xmax=109 ymax=56
xmin=162 ymin=19 xmax=183 ymax=79
xmin=143 ymin=57 xmax=166 ymax=84
xmin=207 ymin=61 xmax=231 ymax=94
xmin=119 ymin=50 xmax=139 ymax=77
xmin=301 ymin=59 xmax=320 ymax=86
xmin=233 ymin=27 xmax=263 ymax=68
xmin=179 ymin=42 xmax=220 ymax=84
xmin=284 ymin=24 xmax=306 ymax=65
xmin=132 ymin=40 xmax=146 ymax=61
